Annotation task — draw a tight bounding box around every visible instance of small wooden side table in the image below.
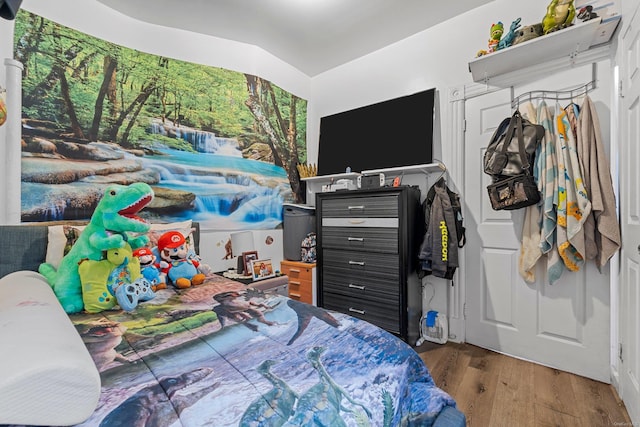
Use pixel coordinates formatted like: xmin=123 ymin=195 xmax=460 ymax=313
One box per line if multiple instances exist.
xmin=280 ymin=260 xmax=316 ymax=305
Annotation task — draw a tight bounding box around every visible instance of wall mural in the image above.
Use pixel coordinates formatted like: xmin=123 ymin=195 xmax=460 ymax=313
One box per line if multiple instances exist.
xmin=14 ymin=11 xmax=307 ymax=230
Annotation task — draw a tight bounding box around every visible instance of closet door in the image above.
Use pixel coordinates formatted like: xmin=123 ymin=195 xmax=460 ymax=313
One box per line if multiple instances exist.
xmin=619 ymin=4 xmax=640 ymax=424
xmin=464 ymin=82 xmax=610 ymax=382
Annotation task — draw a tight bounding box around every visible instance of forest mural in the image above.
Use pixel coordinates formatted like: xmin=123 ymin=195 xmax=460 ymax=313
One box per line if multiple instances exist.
xmin=13 ymin=11 xmax=307 ymax=230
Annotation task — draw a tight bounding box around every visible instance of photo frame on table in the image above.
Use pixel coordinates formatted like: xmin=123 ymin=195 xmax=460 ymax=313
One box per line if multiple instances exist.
xmin=242 ymin=251 xmax=259 ymax=274
xmin=249 ymin=258 xmax=276 ymax=281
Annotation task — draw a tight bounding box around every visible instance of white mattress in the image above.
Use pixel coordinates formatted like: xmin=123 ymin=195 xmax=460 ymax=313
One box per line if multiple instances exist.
xmin=0 ymin=271 xmax=101 ymax=426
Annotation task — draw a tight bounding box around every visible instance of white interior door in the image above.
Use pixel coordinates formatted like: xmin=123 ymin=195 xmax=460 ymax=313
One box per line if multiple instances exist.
xmin=619 ymin=4 xmax=640 ymax=423
xmin=464 ymin=84 xmax=610 ymax=382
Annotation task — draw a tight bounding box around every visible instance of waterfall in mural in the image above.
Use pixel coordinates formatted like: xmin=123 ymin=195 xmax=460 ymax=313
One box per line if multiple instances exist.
xmin=143 ymin=121 xmax=293 ymax=230
xmin=16 ymin=10 xmax=306 ymax=229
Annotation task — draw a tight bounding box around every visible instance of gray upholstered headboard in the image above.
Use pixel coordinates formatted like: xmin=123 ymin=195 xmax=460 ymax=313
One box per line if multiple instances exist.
xmin=0 ymin=225 xmax=49 ymax=278
xmin=0 ymin=222 xmax=200 ymax=278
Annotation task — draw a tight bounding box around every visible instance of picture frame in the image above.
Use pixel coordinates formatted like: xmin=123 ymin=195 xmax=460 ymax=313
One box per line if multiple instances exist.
xmin=241 ymin=251 xmax=259 ymax=274
xmin=249 ymin=258 xmax=276 ymax=281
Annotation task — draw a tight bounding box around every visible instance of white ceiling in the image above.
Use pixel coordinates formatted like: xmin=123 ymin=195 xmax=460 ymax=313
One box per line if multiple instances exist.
xmin=97 ymin=0 xmax=492 ymax=77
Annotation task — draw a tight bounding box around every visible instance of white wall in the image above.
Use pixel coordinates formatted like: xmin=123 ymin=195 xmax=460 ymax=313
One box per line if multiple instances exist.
xmin=307 ymin=0 xmax=550 ymax=169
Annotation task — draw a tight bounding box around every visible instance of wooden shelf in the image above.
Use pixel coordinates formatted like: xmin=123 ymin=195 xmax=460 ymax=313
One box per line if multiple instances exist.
xmin=468 ymin=18 xmax=602 ymax=84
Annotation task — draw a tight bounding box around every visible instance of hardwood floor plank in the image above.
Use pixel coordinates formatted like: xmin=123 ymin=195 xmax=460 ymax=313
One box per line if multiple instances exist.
xmin=489 ymin=354 xmax=535 ymax=427
xmin=570 ymin=373 xmax=633 ymax=426
xmin=534 ymin=402 xmax=584 ymax=427
xmin=420 ymin=341 xmax=471 ymax=397
xmin=450 ymin=346 xmax=502 ymax=426
xmin=533 ymin=363 xmax=580 ymax=417
xmin=417 ymin=342 xmax=632 ymax=427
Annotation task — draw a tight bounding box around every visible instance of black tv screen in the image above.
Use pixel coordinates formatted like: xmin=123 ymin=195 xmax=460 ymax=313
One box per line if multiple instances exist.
xmin=317 ymin=88 xmax=435 ymax=175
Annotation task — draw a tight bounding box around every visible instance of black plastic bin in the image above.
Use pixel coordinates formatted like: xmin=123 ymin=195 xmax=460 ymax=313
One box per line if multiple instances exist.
xmin=283 ymin=203 xmax=316 ymax=261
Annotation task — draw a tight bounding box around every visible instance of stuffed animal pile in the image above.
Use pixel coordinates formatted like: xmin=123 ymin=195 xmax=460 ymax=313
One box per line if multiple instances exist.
xmin=40 ymin=182 xmax=214 ymax=314
xmin=39 ymin=182 xmax=155 ymax=314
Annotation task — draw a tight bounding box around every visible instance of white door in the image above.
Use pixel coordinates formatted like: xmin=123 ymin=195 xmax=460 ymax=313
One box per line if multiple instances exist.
xmin=464 ymin=86 xmax=610 ymax=382
xmin=619 ymin=3 xmax=640 ymax=423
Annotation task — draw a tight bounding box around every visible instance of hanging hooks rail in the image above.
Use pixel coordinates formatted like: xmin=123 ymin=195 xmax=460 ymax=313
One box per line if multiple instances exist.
xmin=510 ymin=63 xmax=597 ymax=109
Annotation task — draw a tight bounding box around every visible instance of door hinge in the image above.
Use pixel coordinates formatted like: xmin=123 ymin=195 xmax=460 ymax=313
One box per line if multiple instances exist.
xmin=619 ymin=79 xmax=624 ymax=98
xmin=463 ymin=302 xmax=467 ymax=318
xmin=619 ymin=343 xmax=624 ymax=363
xmin=463 ymin=119 xmax=467 ymax=133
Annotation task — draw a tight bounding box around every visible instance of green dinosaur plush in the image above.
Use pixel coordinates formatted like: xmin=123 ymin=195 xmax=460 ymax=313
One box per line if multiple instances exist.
xmin=39 ymin=182 xmax=154 ymax=313
xmin=79 ymin=243 xmax=143 ymax=313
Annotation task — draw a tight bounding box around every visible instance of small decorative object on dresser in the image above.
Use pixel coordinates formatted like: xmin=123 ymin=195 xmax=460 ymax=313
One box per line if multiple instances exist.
xmin=249 ymin=258 xmax=275 ymax=281
xmin=280 ymin=260 xmax=316 ymax=304
xmin=241 ymin=251 xmax=258 ymax=274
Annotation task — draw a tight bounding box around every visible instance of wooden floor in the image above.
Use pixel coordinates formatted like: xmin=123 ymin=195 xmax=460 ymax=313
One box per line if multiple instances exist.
xmin=417 ymin=341 xmax=633 ymax=427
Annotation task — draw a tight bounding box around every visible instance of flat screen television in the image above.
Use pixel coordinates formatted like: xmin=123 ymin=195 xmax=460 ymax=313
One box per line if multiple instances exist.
xmin=317 ymin=88 xmax=435 ymax=176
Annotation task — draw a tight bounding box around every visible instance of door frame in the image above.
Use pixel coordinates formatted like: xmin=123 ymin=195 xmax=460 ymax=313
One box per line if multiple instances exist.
xmin=446 ymin=45 xmax=620 ymax=383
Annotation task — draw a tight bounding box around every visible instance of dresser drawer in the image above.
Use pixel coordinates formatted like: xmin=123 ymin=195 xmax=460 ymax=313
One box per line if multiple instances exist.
xmin=320 ymin=194 xmax=399 ymax=218
xmin=323 ymin=292 xmax=400 ymax=334
xmin=321 ymin=227 xmax=398 ymax=253
xmin=322 ymin=249 xmax=399 ymax=280
xmin=281 ymin=261 xmax=315 ymax=305
xmin=280 ymin=262 xmax=314 ymax=280
xmin=288 ymin=281 xmax=313 ymax=303
xmin=322 ymin=269 xmax=400 ymax=300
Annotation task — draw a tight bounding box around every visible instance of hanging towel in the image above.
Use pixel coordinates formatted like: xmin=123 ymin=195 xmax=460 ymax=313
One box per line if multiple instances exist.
xmin=518 ymin=102 xmax=543 ymax=283
xmin=537 ymin=101 xmax=565 ymax=284
xmin=555 ymin=106 xmax=585 ymax=272
xmin=564 ymin=104 xmax=592 ymax=258
xmin=577 ymin=96 xmax=621 ymax=269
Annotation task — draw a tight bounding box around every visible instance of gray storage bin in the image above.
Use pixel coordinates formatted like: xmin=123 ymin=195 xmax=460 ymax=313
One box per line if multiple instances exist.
xmin=283 ymin=203 xmax=316 ymax=261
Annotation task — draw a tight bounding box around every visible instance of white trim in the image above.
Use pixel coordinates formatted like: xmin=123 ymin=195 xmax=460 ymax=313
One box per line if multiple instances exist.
xmin=446 ymin=87 xmax=466 ymax=342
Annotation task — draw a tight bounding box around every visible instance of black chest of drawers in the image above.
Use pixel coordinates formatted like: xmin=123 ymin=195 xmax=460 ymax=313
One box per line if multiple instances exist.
xmin=316 ymin=186 xmax=423 ymax=344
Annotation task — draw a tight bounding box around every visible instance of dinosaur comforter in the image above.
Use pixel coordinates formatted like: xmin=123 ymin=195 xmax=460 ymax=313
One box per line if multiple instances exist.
xmin=70 ymin=274 xmax=457 ymax=426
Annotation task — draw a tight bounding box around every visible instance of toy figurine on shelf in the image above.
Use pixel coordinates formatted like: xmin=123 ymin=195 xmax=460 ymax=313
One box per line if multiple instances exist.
xmin=477 ymin=21 xmax=504 ymax=57
xmin=488 ymin=21 xmax=504 ymax=53
xmin=577 ymin=5 xmax=598 ymax=22
xmin=542 ymin=0 xmax=576 ymax=34
xmin=497 ymin=18 xmax=522 ymax=50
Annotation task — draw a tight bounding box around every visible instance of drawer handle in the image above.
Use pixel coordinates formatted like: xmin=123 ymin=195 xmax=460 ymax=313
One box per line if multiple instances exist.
xmin=349 ymin=219 xmax=365 ymax=224
xmin=348 ymin=261 xmax=365 ymax=266
xmin=348 ymin=284 xmax=366 ymax=290
xmin=349 ymin=308 xmax=366 ymax=315
xmin=347 ymin=237 xmax=364 ymax=242
xmin=290 ymin=280 xmax=301 ymax=285
xmin=348 ymin=205 xmax=365 ymax=210
xmin=290 ymin=293 xmax=301 ymax=298
xmin=290 ymin=268 xmax=301 ymax=273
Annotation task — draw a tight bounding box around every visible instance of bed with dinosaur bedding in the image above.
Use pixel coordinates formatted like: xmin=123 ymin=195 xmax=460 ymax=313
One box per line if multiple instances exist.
xmin=66 ymin=273 xmax=464 ymax=427
xmin=0 ymin=216 xmax=465 ymax=427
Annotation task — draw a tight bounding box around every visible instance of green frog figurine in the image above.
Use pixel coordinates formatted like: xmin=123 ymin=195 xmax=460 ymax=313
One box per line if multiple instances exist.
xmin=542 ymin=0 xmax=576 ymax=34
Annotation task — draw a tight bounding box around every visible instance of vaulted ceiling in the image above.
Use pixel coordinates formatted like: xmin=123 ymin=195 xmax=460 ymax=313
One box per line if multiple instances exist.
xmin=98 ymin=0 xmax=492 ymax=76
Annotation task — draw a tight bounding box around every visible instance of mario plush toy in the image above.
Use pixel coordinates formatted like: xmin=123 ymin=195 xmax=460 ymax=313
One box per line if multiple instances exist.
xmin=133 ymin=247 xmax=166 ymax=291
xmin=157 ymin=230 xmax=206 ymax=289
